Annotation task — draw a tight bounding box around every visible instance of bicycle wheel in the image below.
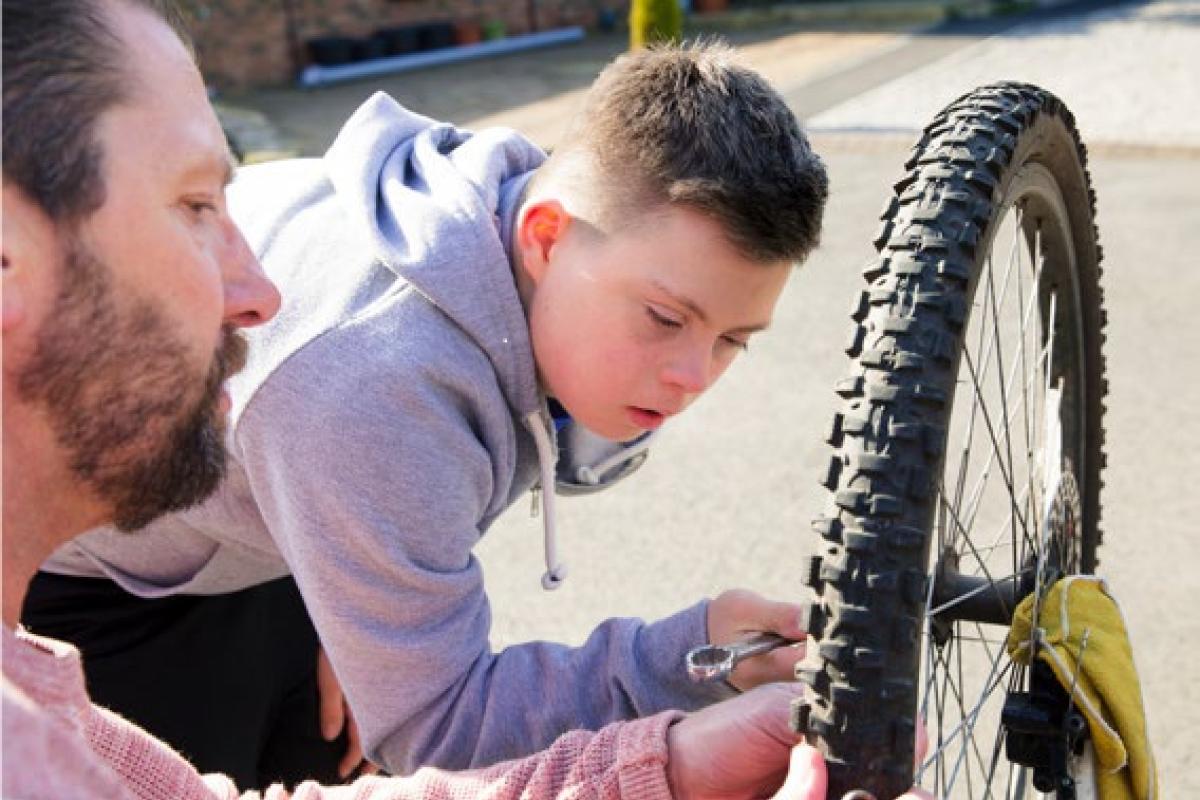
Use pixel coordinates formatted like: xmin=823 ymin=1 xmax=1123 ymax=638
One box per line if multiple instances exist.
xmin=797 ymin=83 xmax=1107 ymax=799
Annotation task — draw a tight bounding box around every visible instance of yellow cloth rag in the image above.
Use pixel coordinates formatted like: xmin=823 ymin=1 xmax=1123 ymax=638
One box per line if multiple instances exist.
xmin=1006 ymin=575 xmax=1157 ymax=800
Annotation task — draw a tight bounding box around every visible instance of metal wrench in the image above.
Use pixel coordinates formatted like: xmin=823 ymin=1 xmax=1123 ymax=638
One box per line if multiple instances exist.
xmin=685 ymin=632 xmax=794 ymax=683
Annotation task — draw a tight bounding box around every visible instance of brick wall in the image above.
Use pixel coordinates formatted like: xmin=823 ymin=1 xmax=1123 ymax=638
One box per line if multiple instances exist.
xmin=183 ymin=0 xmax=625 ymax=90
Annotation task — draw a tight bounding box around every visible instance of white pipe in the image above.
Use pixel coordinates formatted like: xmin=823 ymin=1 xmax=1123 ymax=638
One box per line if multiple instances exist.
xmin=298 ymin=27 xmax=586 ymax=88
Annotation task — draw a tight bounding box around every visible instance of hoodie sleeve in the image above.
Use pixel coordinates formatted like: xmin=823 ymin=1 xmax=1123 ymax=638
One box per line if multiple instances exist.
xmin=233 ymin=321 xmax=731 ymax=775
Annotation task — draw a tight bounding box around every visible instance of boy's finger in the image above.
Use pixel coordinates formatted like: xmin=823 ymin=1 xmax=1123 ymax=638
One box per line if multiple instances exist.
xmin=763 ymin=599 xmax=809 ymax=640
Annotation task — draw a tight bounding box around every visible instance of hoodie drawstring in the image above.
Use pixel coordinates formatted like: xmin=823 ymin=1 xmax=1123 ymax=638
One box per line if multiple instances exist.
xmin=573 ymin=431 xmax=656 ymax=487
xmin=525 ymin=410 xmax=566 ymax=591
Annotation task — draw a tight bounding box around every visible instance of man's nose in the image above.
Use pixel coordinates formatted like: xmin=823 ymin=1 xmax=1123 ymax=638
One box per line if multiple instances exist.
xmin=220 ymin=222 xmax=280 ymax=328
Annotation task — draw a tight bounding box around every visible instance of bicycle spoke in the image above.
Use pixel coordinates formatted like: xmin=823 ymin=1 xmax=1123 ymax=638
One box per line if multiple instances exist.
xmin=949 ymin=208 xmax=1027 ymax=534
xmin=937 ymin=481 xmax=1015 ymax=621
xmin=1016 ymin=220 xmax=1039 ymax=585
xmin=985 ymin=219 xmax=1020 ymax=502
xmin=922 ymin=651 xmax=1015 ymax=781
xmin=958 ymin=369 xmax=1044 ymax=547
xmin=1030 ymin=291 xmax=1060 ymax=647
xmin=969 ymin=483 xmax=1033 ymax=567
xmin=949 ymin=245 xmax=1000 ymax=537
xmin=958 ymin=348 xmax=1035 ymax=550
xmin=920 ymin=576 xmax=941 ymax=727
xmin=957 ymin=243 xmax=1048 ymax=541
xmin=954 ymin=630 xmax=977 ymax=799
xmin=946 ymin=633 xmax=1011 ymax=646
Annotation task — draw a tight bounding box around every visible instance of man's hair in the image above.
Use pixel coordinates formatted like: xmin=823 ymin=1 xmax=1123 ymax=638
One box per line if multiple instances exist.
xmin=536 ymin=41 xmax=829 ymax=264
xmin=2 ymin=0 xmax=193 ymax=224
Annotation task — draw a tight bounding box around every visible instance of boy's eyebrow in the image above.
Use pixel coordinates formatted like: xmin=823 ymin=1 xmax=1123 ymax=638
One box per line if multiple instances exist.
xmin=650 ymin=281 xmax=771 ymax=334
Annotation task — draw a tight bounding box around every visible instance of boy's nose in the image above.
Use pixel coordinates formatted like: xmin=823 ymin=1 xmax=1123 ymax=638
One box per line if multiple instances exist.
xmin=660 ymin=346 xmax=711 ymax=397
xmin=220 ymin=222 xmax=281 ymax=329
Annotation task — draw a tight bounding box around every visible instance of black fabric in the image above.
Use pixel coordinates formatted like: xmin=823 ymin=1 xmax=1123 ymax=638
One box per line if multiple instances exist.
xmin=21 ymin=572 xmax=349 ymax=790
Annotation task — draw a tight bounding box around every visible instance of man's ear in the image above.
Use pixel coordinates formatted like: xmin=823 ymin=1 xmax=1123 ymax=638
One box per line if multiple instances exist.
xmin=515 ymin=199 xmax=571 ymax=285
xmin=1 ymin=253 xmax=22 ymax=334
xmin=2 ymin=185 xmax=56 ymax=335
xmin=3 ymin=195 xmax=31 ymax=335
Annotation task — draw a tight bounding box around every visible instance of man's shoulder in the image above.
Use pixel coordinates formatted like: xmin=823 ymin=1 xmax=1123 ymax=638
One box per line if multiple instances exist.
xmin=2 ymin=629 xmax=136 ymax=800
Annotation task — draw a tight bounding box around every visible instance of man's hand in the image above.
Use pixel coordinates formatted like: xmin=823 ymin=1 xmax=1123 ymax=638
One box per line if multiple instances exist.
xmin=317 ymin=646 xmax=379 ymax=779
xmin=707 ymin=589 xmax=808 ymax=691
xmin=667 ymin=683 xmax=807 ymax=800
xmin=665 ymin=681 xmax=937 ymax=800
xmin=770 ymin=745 xmax=936 ymax=800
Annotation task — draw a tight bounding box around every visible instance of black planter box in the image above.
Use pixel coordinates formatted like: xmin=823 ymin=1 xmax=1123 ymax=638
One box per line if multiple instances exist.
xmin=417 ymin=22 xmax=456 ymax=51
xmin=306 ymin=36 xmax=359 ymax=66
xmin=375 ymin=26 xmax=422 ymax=56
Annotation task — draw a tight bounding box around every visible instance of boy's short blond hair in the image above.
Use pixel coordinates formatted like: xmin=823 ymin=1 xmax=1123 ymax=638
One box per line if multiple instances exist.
xmin=533 ymin=41 xmax=829 ymax=263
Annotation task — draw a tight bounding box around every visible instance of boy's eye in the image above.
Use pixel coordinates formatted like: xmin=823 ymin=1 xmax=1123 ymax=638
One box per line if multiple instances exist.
xmin=647 ymin=305 xmax=684 ymax=329
xmin=720 ymin=335 xmax=750 ymax=353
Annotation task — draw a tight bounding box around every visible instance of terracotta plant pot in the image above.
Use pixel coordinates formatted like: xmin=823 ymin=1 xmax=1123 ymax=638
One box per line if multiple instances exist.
xmin=454 ymin=20 xmax=483 ymax=45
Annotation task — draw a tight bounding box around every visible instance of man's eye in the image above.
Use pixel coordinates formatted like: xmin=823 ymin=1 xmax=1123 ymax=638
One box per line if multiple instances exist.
xmin=647 ymin=306 xmax=683 ymax=329
xmin=184 ymin=199 xmax=217 ymax=217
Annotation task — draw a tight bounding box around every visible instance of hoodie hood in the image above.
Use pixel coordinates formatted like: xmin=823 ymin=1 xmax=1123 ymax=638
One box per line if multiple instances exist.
xmin=324 ymin=94 xmax=657 ymax=590
xmin=325 ymin=92 xmax=545 ymax=419
xmin=555 ymin=421 xmax=657 ymax=494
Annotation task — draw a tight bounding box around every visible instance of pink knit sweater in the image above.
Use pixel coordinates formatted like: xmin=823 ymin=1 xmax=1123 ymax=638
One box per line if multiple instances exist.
xmin=1 ymin=626 xmax=679 ymax=800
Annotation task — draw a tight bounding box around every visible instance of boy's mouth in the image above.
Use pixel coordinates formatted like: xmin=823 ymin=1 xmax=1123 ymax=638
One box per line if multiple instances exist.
xmin=627 ymin=406 xmax=666 ymax=431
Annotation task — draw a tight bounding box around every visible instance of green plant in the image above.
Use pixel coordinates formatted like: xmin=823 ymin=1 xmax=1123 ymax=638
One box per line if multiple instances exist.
xmin=629 ymin=0 xmax=682 ymax=49
xmin=482 ymin=18 xmax=506 ymax=40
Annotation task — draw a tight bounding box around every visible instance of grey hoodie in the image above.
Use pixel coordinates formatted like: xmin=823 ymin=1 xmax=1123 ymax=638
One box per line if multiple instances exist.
xmin=42 ymin=93 xmax=731 ymax=773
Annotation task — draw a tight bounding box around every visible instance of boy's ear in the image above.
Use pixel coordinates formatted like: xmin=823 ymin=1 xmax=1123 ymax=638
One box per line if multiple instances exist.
xmin=516 ymin=199 xmax=571 ymax=284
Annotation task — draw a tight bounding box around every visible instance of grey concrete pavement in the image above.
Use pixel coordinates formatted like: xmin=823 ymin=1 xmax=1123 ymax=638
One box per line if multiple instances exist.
xmin=807 ymin=0 xmax=1200 ymax=148
xmin=224 ymin=2 xmax=1198 ymax=793
xmin=226 ymin=27 xmax=907 ymax=156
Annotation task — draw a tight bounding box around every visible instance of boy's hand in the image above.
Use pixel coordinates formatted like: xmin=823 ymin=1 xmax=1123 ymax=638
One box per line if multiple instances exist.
xmin=707 ymin=589 xmax=808 ymax=691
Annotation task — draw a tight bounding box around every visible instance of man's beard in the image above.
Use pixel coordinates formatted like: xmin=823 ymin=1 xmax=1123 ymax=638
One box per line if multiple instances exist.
xmin=16 ymin=237 xmax=247 ymax=531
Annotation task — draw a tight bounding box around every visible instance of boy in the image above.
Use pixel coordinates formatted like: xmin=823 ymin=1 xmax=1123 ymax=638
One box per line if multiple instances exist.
xmin=27 ymin=42 xmax=830 ymax=777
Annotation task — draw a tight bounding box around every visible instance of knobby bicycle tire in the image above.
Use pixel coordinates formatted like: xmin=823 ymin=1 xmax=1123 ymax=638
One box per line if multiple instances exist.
xmin=797 ymin=83 xmax=1107 ymax=799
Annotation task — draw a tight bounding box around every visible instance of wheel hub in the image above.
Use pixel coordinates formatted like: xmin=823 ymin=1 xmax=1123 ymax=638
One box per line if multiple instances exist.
xmin=930 ymin=460 xmax=1083 ymax=635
